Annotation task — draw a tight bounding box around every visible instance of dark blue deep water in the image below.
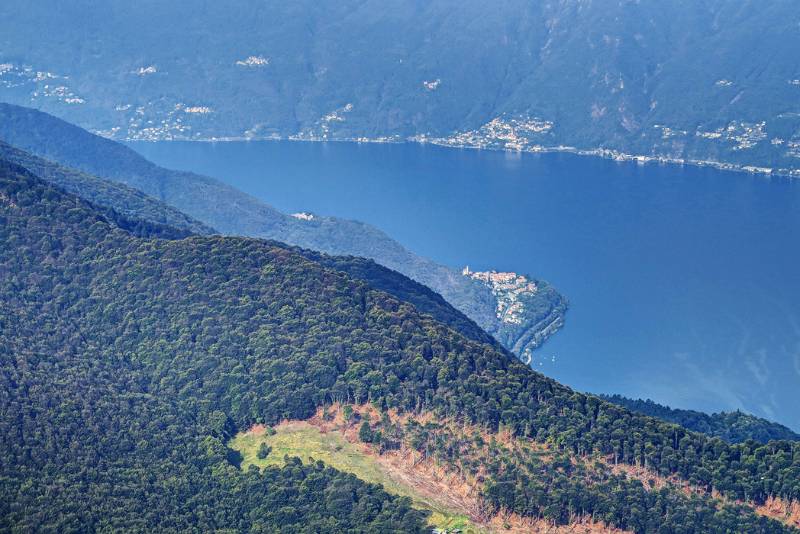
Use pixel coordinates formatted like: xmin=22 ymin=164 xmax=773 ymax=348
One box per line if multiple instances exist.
xmin=132 ymin=140 xmax=800 ymax=430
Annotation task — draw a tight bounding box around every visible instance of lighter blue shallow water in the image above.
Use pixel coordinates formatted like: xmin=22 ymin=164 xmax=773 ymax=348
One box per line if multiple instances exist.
xmin=132 ymin=140 xmax=800 ymax=431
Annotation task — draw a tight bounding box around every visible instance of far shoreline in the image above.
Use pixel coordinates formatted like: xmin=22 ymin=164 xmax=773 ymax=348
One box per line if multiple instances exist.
xmin=124 ymin=134 xmax=800 ymax=181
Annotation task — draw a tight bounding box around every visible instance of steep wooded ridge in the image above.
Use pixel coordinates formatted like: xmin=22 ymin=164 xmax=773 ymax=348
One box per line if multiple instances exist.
xmin=0 ymin=139 xmax=496 ymax=347
xmin=2 ymin=163 xmax=798 ymax=532
xmin=0 ymin=140 xmax=215 ymax=235
xmin=0 ymin=102 xmax=567 ymax=359
xmin=1 ymin=0 xmax=799 ymax=175
xmin=601 ymin=395 xmax=800 ymax=445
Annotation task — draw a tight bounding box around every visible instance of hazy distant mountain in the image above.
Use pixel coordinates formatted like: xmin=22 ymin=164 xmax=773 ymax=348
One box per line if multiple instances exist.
xmin=0 ymin=103 xmax=566 ymax=359
xmin=0 ymin=140 xmax=214 ymax=236
xmin=1 ymin=0 xmax=799 ymax=175
xmin=600 ymin=394 xmax=800 ymax=444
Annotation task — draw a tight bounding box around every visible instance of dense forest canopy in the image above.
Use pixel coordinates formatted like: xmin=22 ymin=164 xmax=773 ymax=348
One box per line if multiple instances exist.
xmin=0 ymin=139 xmax=215 ymax=235
xmin=602 ymin=394 xmax=800 ymax=444
xmin=2 ymin=160 xmax=799 ymax=532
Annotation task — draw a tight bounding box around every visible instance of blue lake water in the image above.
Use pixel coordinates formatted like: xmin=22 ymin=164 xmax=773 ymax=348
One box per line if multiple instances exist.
xmin=132 ymin=140 xmax=800 ymax=431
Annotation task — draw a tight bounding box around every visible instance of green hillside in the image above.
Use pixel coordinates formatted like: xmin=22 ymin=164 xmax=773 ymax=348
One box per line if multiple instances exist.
xmin=601 ymin=394 xmax=800 ymax=444
xmin=230 ymin=422 xmax=480 ymax=532
xmin=0 ymin=139 xmax=214 ymax=235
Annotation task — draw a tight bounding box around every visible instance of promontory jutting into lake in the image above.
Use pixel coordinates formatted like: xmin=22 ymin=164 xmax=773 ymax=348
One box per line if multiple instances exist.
xmin=133 ymin=139 xmax=800 ymax=431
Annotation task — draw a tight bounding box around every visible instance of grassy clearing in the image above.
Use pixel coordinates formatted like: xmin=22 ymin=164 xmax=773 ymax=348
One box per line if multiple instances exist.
xmin=229 ymin=421 xmax=483 ymax=533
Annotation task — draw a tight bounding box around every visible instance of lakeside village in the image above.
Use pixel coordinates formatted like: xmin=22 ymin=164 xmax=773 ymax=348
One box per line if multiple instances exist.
xmin=461 ymin=266 xmax=538 ymax=326
xmin=462 ymin=266 xmax=558 ymax=368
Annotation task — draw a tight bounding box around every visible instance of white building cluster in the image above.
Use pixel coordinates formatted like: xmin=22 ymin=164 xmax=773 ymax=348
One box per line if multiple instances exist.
xmin=462 ymin=266 xmax=538 ymax=325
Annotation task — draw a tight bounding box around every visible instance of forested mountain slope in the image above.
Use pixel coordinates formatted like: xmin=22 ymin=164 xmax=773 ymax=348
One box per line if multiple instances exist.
xmin=0 ymin=140 xmax=214 ymax=235
xmin=601 ymin=395 xmax=800 ymax=444
xmin=0 ymin=138 xmax=495 ymax=347
xmin=0 ymin=102 xmax=567 ymax=359
xmin=1 ymin=0 xmax=799 ymax=175
xmin=0 ymin=162 xmax=431 ymax=532
xmin=1 ymin=161 xmax=798 ymax=532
